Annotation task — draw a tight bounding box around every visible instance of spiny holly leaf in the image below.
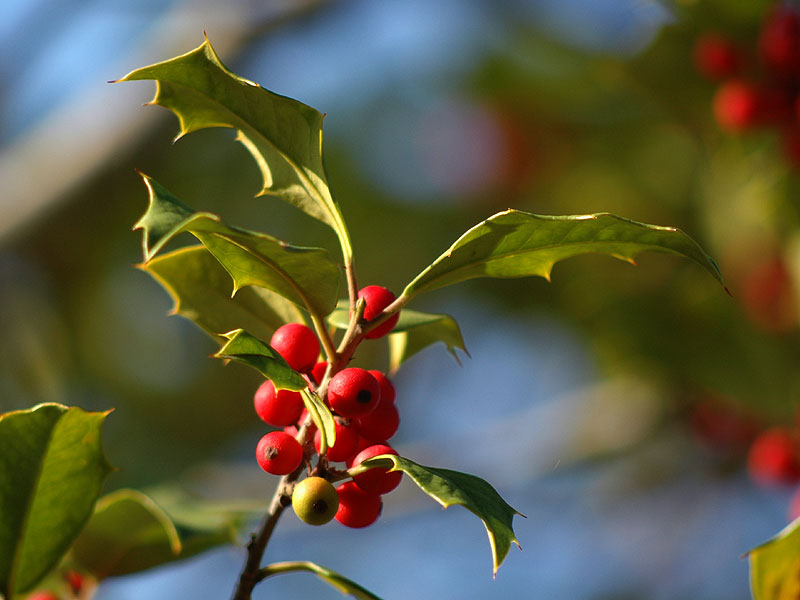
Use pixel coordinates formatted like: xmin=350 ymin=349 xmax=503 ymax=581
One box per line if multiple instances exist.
xmin=747 ymin=517 xmax=800 ymax=600
xmin=143 ymin=246 xmax=306 ymax=343
xmin=351 ymin=455 xmax=522 ymax=575
xmin=117 ymin=36 xmax=353 ymax=260
xmin=213 ymin=329 xmax=307 ymax=391
xmin=402 ymin=210 xmax=726 ymax=300
xmin=0 ymin=404 xmax=113 ymax=596
xmin=261 ymin=561 xmax=383 ymax=600
xmin=387 ymin=310 xmax=468 ymax=372
xmin=134 ymin=173 xmax=340 ymax=317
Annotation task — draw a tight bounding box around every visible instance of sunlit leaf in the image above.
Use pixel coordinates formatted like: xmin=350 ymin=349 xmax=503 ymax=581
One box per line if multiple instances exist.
xmin=351 ymin=455 xmax=522 ymax=575
xmin=261 ymin=561 xmax=382 ymax=599
xmin=134 ymin=173 xmax=340 ymax=317
xmin=213 ymin=329 xmax=307 ymax=391
xmin=402 ymin=210 xmax=725 ymax=299
xmin=301 ymin=389 xmax=336 ymax=453
xmin=748 ymin=516 xmax=800 ymax=600
xmin=117 ymin=36 xmax=352 ymax=259
xmin=143 ymin=246 xmax=306 ymax=343
xmin=0 ymin=404 xmax=112 ymax=596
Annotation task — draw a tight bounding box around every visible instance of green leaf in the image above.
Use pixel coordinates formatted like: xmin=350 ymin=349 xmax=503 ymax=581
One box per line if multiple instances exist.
xmin=402 ymin=210 xmax=726 ymax=299
xmin=143 ymin=245 xmax=306 ymax=343
xmin=134 ymin=173 xmax=340 ymax=317
xmin=117 ymin=36 xmax=352 ymax=260
xmin=747 ymin=517 xmax=800 ymax=600
xmin=70 ymin=489 xmax=181 ymax=579
xmin=261 ymin=561 xmax=383 ymax=600
xmin=387 ymin=310 xmax=468 ymax=372
xmin=213 ymin=329 xmax=307 ymax=391
xmin=351 ymin=455 xmax=522 ymax=575
xmin=0 ymin=404 xmax=113 ymax=596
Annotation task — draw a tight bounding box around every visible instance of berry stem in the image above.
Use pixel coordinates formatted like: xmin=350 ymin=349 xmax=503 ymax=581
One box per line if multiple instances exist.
xmin=230 ymin=416 xmax=315 ymax=600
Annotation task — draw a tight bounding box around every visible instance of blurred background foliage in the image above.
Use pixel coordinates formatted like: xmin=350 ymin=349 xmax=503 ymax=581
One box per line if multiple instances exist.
xmin=3 ymin=0 xmax=800 ymax=598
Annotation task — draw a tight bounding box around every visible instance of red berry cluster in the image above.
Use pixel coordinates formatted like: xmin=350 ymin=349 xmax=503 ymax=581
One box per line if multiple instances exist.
xmin=694 ymin=4 xmax=800 ymax=166
xmin=691 ymin=395 xmax=800 ymax=520
xmin=253 ymin=286 xmax=404 ymax=528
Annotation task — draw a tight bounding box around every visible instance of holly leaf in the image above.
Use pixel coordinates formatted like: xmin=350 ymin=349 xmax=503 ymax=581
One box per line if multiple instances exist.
xmin=117 ymin=36 xmax=352 ymax=260
xmin=747 ymin=517 xmax=800 ymax=600
xmin=213 ymin=329 xmax=307 ymax=391
xmin=387 ymin=310 xmax=468 ymax=372
xmin=134 ymin=173 xmax=340 ymax=317
xmin=70 ymin=489 xmax=180 ymax=579
xmin=402 ymin=211 xmax=726 ymax=300
xmin=143 ymin=245 xmax=306 ymax=343
xmin=351 ymin=455 xmax=522 ymax=575
xmin=261 ymin=561 xmax=383 ymax=599
xmin=0 ymin=404 xmax=113 ymax=596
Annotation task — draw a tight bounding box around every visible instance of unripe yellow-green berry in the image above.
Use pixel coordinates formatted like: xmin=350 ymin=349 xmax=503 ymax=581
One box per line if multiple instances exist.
xmin=292 ymin=476 xmax=339 ymax=525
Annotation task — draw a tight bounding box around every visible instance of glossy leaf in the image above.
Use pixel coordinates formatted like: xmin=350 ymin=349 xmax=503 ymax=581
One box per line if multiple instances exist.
xmin=134 ymin=173 xmax=340 ymax=317
xmin=0 ymin=404 xmax=112 ymax=596
xmin=748 ymin=517 xmax=800 ymax=600
xmin=261 ymin=561 xmax=382 ymax=599
xmin=387 ymin=310 xmax=468 ymax=372
xmin=117 ymin=37 xmax=352 ymax=259
xmin=71 ymin=488 xmax=239 ymax=579
xmin=143 ymin=245 xmax=306 ymax=343
xmin=351 ymin=455 xmax=522 ymax=575
xmin=402 ymin=210 xmax=725 ymax=299
xmin=213 ymin=329 xmax=307 ymax=391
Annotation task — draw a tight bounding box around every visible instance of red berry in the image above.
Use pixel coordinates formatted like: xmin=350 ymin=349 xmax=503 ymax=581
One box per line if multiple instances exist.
xmin=270 ymin=323 xmax=320 ymax=372
xmin=747 ymin=427 xmax=800 ymax=486
xmin=335 ymin=481 xmax=383 ymax=528
xmin=26 ymin=593 xmax=59 ymax=600
xmin=358 ymin=285 xmax=400 ymax=339
xmin=760 ymin=6 xmax=800 ymax=75
xmin=367 ymin=370 xmax=396 ymax=404
xmin=256 ymin=431 xmax=303 ymax=475
xmin=689 ymin=397 xmax=758 ymax=453
xmin=315 ymin=420 xmax=359 ymax=462
xmin=693 ymin=34 xmax=744 ymax=79
xmin=327 ymin=368 xmax=381 ymax=418
xmin=310 ymin=361 xmax=329 ymax=386
xmin=351 ymin=444 xmax=402 ymax=495
xmin=356 ymin=398 xmax=400 ymax=443
xmin=254 ymin=380 xmax=305 ymax=427
xmin=65 ymin=570 xmax=84 ymax=595
xmin=739 ymin=255 xmax=797 ymax=332
xmin=713 ymin=80 xmax=762 ymax=130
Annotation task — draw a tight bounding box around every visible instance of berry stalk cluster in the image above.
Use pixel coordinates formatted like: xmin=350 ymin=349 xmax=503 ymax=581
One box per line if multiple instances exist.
xmin=253 ymin=285 xmax=403 ymax=531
